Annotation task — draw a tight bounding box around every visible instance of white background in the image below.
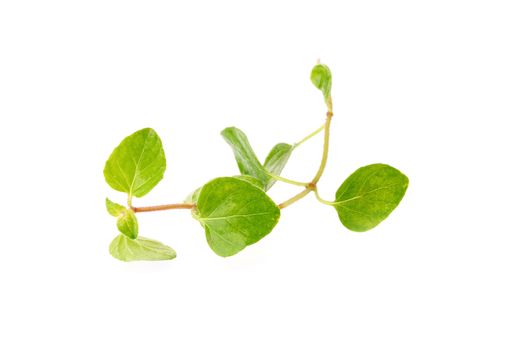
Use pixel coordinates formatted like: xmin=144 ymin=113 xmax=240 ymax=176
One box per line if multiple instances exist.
xmin=1 ymin=1 xmax=524 ymax=349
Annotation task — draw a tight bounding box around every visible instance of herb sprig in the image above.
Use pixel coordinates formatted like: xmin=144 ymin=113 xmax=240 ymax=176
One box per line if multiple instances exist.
xmin=103 ymin=62 xmax=409 ymax=261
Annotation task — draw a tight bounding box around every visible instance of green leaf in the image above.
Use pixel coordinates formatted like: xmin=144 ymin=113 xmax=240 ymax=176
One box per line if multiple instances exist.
xmin=106 ymin=198 xmax=126 ymax=217
xmin=310 ymin=63 xmax=332 ymax=107
xmin=185 ymin=178 xmax=261 ymax=203
xmin=333 ymin=164 xmax=409 ymax=232
xmin=233 ymin=175 xmax=264 ymax=189
xmin=263 ymin=143 xmax=293 ymax=190
xmin=116 ymin=208 xmax=139 ymax=239
xmin=195 ymin=177 xmax=280 ymax=257
xmin=109 ymin=235 xmax=176 ymax=262
xmin=104 ymin=128 xmax=166 ymax=198
xmin=221 ymin=127 xmax=294 ymax=192
xmin=221 ymin=127 xmax=270 ymax=188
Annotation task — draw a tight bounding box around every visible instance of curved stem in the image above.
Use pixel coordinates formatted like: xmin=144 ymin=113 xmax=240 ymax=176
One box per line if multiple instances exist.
xmin=279 ymin=109 xmax=334 ymax=210
xmin=311 ymin=112 xmax=333 ymax=184
xmin=267 ymin=172 xmax=309 ymax=187
xmin=133 ymin=203 xmax=195 ymax=213
xmin=278 ymin=188 xmax=312 ymax=209
xmin=314 ymin=189 xmax=335 ymax=206
xmin=294 ymin=123 xmax=325 ymax=148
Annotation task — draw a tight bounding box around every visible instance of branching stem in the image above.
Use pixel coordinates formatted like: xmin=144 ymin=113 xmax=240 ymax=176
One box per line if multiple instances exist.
xmin=294 ymin=123 xmax=325 ymax=148
xmin=132 ymin=84 xmax=334 ymax=213
xmin=278 ymin=111 xmax=333 ymax=209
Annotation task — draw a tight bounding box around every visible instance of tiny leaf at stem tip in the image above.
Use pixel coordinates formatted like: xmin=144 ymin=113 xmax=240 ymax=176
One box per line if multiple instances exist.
xmin=310 ymin=63 xmax=332 ymax=107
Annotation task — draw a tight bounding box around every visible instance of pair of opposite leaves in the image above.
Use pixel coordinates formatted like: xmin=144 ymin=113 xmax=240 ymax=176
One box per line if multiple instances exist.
xmin=104 ymin=127 xmax=408 ymax=261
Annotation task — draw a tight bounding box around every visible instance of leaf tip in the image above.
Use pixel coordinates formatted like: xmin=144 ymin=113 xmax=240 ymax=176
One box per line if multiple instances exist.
xmin=310 ymin=64 xmax=332 ymax=94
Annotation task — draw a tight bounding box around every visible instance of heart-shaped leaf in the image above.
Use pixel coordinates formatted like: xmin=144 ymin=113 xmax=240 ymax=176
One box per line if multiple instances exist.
xmin=334 ymin=164 xmax=408 ymax=232
xmin=195 ymin=177 xmax=280 ymax=257
xmin=104 ymin=128 xmax=166 ymax=198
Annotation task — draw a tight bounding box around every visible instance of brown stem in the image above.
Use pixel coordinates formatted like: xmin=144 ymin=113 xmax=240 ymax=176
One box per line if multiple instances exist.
xmin=132 ymin=203 xmax=195 ymax=213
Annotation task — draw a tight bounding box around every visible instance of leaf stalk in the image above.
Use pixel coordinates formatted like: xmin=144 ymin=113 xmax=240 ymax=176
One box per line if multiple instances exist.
xmin=267 ymin=172 xmax=309 ymax=187
xmin=294 ymin=123 xmax=325 ymax=148
xmin=314 ymin=188 xmax=335 ymax=206
xmin=278 ymin=110 xmax=334 ymax=209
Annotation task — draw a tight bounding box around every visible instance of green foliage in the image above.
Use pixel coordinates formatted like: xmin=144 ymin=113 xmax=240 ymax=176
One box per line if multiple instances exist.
xmin=106 ymin=198 xmax=125 ymax=217
xmin=194 ymin=177 xmax=280 ymax=257
xmin=233 ymin=175 xmax=264 ymax=189
xmin=310 ymin=64 xmax=332 ymax=108
xmin=104 ymin=128 xmax=166 ymax=198
xmin=334 ymin=164 xmax=409 ymax=232
xmin=182 ymin=175 xmax=265 ymax=204
xmin=116 ymin=209 xmax=139 ymax=239
xmin=109 ymin=235 xmax=176 ymax=262
xmin=103 ymin=62 xmax=409 ymax=263
xmin=106 ymin=198 xmax=138 ymax=239
xmin=221 ymin=127 xmax=268 ymax=185
xmin=263 ymin=143 xmax=294 ymax=190
xmin=221 ymin=127 xmax=292 ymax=191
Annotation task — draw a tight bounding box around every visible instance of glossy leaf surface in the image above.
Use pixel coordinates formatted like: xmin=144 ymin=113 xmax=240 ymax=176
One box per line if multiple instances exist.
xmin=263 ymin=143 xmax=293 ymax=190
xmin=195 ymin=177 xmax=280 ymax=257
xmin=104 ymin=128 xmax=166 ymax=198
xmin=334 ymin=164 xmax=408 ymax=232
xmin=221 ymin=127 xmax=269 ymax=188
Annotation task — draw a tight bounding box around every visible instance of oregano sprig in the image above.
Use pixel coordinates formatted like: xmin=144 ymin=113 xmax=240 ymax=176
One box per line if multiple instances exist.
xmin=103 ymin=62 xmax=409 ymax=262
